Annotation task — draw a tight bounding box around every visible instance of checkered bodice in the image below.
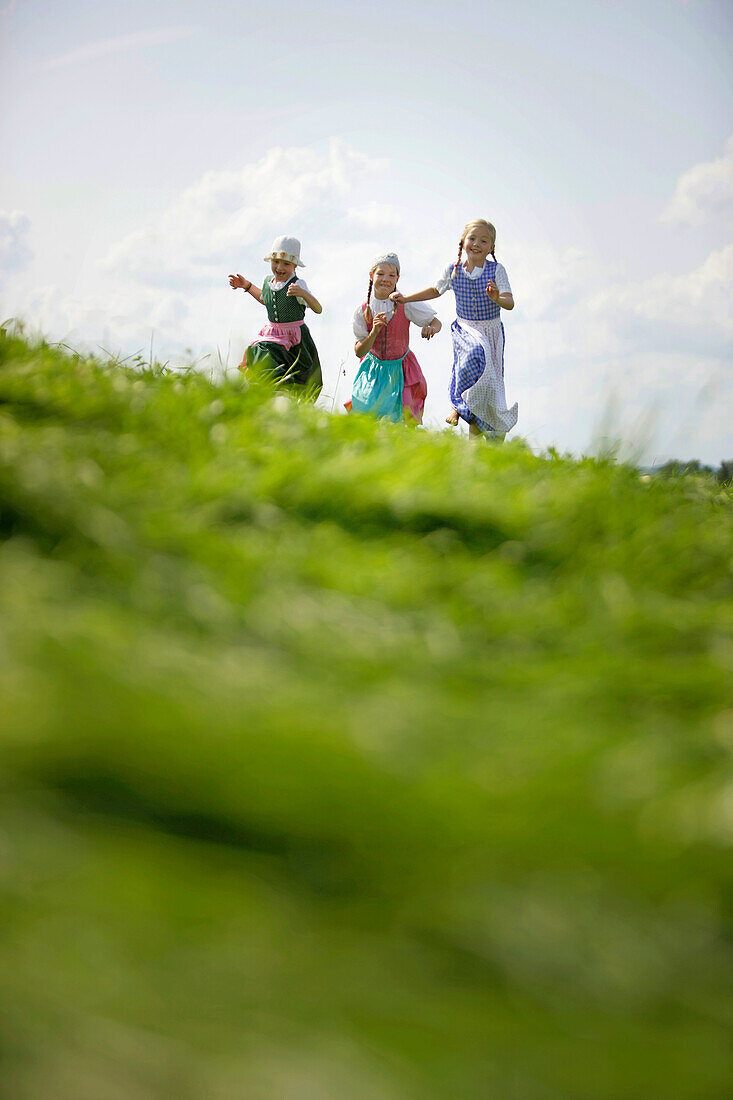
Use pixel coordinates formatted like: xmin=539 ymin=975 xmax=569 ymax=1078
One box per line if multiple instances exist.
xmin=362 ymin=301 xmax=410 ymax=360
xmin=262 ymin=276 xmax=307 ymax=323
xmin=452 ymin=261 xmax=501 ymax=322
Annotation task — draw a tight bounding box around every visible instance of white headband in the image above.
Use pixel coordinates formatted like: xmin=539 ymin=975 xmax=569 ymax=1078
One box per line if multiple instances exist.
xmin=370 ymin=252 xmax=400 ymax=274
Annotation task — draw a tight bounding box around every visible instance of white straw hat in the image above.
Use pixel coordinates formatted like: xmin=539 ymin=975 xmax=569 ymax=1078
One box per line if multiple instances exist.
xmin=263 ymin=235 xmax=306 ymax=267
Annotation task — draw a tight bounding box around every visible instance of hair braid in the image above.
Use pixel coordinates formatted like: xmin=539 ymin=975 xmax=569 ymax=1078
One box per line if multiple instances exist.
xmin=454 ymin=239 xmax=463 ymax=274
xmin=364 ymin=276 xmax=374 ymax=327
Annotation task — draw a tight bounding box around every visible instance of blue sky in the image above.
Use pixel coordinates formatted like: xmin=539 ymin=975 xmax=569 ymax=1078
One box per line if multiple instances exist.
xmin=1 ymin=0 xmax=731 ymax=461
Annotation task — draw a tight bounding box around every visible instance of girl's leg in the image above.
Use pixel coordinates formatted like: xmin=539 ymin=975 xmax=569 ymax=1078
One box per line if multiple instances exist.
xmin=469 ymin=423 xmax=505 ymax=442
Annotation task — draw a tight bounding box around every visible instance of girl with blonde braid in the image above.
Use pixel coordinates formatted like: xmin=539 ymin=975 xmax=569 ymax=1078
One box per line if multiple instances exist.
xmin=391 ymin=220 xmax=517 ymax=438
xmin=349 ymin=252 xmax=440 ymax=422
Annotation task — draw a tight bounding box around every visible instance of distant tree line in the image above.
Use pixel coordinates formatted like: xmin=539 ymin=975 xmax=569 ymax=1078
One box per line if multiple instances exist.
xmin=655 ymin=459 xmax=733 ymax=484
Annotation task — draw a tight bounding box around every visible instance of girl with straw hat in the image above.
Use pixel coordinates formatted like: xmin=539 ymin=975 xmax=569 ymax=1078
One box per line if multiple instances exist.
xmin=229 ymin=235 xmax=323 ymax=396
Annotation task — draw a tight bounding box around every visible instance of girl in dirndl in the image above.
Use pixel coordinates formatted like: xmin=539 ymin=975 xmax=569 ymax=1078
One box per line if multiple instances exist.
xmin=228 ymin=235 xmax=323 ymax=397
xmin=391 ymin=220 xmax=517 ymax=438
xmin=350 ymin=252 xmax=440 ymax=422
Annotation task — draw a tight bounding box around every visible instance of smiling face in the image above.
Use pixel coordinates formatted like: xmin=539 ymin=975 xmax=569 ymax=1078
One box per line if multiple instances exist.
xmin=370 ymin=263 xmax=399 ymax=299
xmin=270 ymin=256 xmax=297 ymax=282
xmin=462 ymin=224 xmax=495 ymax=269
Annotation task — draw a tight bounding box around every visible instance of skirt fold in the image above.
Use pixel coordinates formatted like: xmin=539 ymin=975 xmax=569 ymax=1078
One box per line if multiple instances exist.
xmin=245 ymin=323 xmax=322 ymax=397
xmin=450 ymin=319 xmax=517 ymax=433
xmin=401 ymin=350 xmax=428 ymax=423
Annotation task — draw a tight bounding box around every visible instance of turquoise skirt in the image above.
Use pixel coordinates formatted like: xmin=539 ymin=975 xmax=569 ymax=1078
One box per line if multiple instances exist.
xmin=351 ymin=353 xmax=404 ymax=422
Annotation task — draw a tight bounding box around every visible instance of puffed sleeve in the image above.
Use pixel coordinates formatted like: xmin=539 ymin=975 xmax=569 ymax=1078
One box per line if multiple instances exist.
xmin=352 ymin=305 xmax=369 ymax=339
xmin=292 ymin=277 xmax=310 ymax=305
xmin=404 ymin=301 xmax=437 ymax=326
xmin=494 ymin=264 xmax=512 ymax=295
xmin=433 ymin=263 xmax=455 ymax=295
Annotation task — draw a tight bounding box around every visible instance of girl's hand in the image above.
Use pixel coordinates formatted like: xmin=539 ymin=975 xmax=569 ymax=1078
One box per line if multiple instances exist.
xmin=288 ymin=284 xmax=322 ymax=313
xmin=229 ymin=273 xmax=250 ymax=290
xmin=486 ymin=279 xmax=501 ymax=303
xmin=389 ymin=291 xmax=406 ymax=303
xmin=372 ymin=312 xmax=388 ymax=331
xmin=421 ymin=319 xmax=441 ymax=340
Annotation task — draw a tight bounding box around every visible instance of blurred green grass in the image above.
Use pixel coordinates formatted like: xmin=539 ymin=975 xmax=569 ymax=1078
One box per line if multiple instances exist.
xmin=1 ymin=331 xmax=732 ymax=1099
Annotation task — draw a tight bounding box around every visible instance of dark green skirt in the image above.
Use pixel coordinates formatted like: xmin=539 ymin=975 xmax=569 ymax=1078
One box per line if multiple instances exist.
xmin=245 ymin=324 xmax=322 ymax=398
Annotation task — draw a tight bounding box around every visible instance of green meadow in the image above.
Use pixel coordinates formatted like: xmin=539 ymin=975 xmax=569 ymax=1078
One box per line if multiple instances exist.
xmin=1 ymin=330 xmax=732 ymax=1099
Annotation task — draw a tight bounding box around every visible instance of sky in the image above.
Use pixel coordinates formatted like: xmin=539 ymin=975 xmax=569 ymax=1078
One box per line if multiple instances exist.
xmin=1 ymin=0 xmax=731 ymax=463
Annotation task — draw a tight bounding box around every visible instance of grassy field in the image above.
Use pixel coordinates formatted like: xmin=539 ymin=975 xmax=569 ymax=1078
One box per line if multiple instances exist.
xmin=1 ymin=330 xmax=732 ymax=1099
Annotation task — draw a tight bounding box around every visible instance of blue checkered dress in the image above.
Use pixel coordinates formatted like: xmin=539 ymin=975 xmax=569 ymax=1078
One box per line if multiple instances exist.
xmin=452 ymin=262 xmax=501 ymax=322
xmin=447 ymin=262 xmax=518 ymax=435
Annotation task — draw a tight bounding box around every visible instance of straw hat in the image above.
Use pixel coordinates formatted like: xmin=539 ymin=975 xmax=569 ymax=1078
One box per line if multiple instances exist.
xmin=263 ymin=235 xmax=306 ymax=267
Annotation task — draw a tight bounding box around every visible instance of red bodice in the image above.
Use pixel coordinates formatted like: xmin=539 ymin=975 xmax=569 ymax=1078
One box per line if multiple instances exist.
xmin=362 ymin=300 xmax=410 ymax=360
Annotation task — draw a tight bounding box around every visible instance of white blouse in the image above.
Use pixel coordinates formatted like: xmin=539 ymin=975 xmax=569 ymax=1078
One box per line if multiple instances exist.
xmin=269 ymin=276 xmax=311 ymax=306
xmin=434 ymin=261 xmax=512 ymax=297
xmin=352 ymin=297 xmax=437 ymax=339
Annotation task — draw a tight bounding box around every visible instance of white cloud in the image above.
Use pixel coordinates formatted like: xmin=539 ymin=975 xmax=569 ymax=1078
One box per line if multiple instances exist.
xmin=346 ymin=202 xmax=404 ymax=233
xmin=37 ymin=26 xmax=198 ymax=70
xmin=6 ymin=142 xmax=731 ymax=464
xmin=102 ymin=140 xmax=388 ymax=291
xmin=587 ymin=241 xmax=733 ymax=357
xmin=1 ymin=0 xmax=18 ymax=43
xmin=662 ymin=136 xmax=733 ymax=228
xmin=7 ymin=142 xmax=405 ymax=378
xmin=503 ymin=237 xmax=733 ymax=461
xmin=0 ymin=211 xmax=32 ymax=279
xmin=90 ymin=139 xmax=438 ymax=389
xmin=508 ymin=244 xmax=593 ymax=321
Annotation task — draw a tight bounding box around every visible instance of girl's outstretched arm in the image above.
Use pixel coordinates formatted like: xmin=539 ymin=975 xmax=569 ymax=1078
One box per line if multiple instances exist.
xmin=390 ymin=286 xmax=440 ymax=304
xmin=228 ymin=274 xmax=264 ymax=304
xmin=286 ymin=284 xmax=322 ymax=314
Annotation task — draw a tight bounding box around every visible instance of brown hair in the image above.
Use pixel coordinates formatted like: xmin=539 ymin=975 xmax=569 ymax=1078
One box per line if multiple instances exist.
xmin=364 ymin=276 xmax=373 ymax=325
xmin=454 ymin=218 xmax=497 ymax=273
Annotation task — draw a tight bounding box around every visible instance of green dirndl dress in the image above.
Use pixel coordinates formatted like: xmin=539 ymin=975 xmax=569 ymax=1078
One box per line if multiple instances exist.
xmin=245 ymin=276 xmax=323 ymax=397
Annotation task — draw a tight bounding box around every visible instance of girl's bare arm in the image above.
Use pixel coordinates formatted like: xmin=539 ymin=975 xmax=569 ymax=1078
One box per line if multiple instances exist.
xmin=390 ymin=286 xmax=441 ymax=304
xmin=354 ymin=314 xmax=387 ymax=358
xmin=286 ymin=284 xmax=322 ymax=314
xmin=421 ymin=318 xmax=441 ymax=340
xmin=228 ymin=274 xmax=264 ymax=304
